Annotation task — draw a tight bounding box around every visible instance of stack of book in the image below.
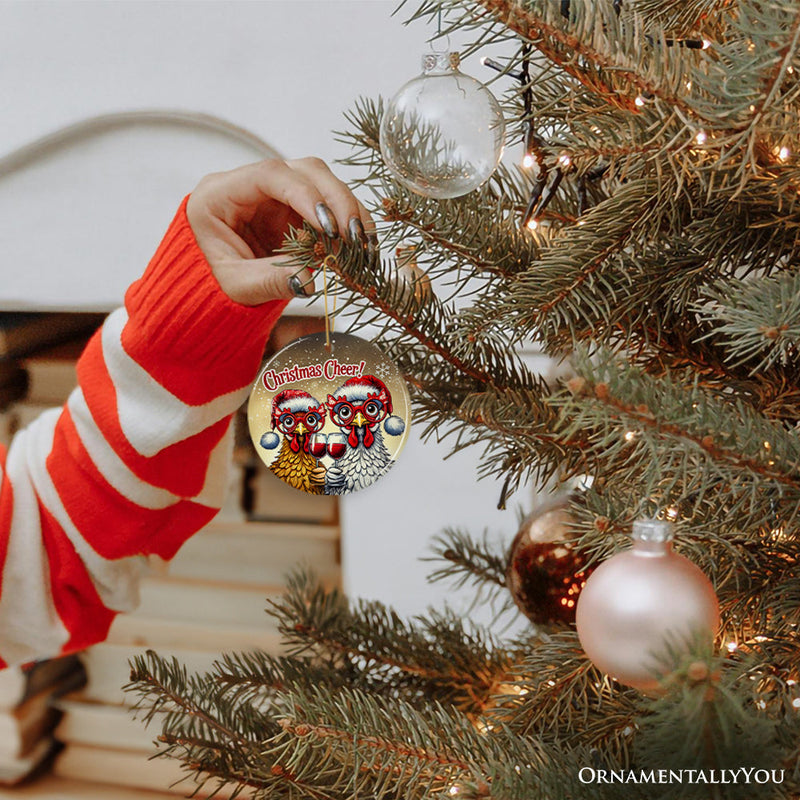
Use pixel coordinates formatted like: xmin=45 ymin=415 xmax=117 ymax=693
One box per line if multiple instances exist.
xmin=0 ymin=361 xmax=27 ymax=432
xmin=0 ymin=312 xmax=105 ymax=448
xmin=0 ymin=313 xmax=102 ymax=790
xmin=0 ymin=657 xmax=83 ymax=786
xmin=52 ymin=509 xmax=341 ymax=794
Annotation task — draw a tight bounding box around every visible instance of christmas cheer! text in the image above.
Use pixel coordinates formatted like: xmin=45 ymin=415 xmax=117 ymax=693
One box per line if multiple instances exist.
xmin=262 ymin=359 xmax=367 ymax=391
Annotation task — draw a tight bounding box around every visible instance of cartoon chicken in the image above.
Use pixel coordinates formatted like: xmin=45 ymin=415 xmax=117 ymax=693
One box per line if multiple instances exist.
xmin=324 ymin=375 xmax=406 ymax=494
xmin=259 ymin=389 xmax=327 ymax=494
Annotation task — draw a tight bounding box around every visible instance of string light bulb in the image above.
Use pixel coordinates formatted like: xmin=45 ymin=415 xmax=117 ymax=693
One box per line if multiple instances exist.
xmin=770 ymin=525 xmax=786 ymax=541
xmin=695 ymin=130 xmax=708 ymax=145
xmin=635 ymin=95 xmax=646 ymax=107
xmin=498 ymin=683 xmax=530 ymax=697
xmin=522 ymin=153 xmax=535 ymax=169
xmin=702 ymin=39 xmax=712 ymax=50
xmin=778 ymin=146 xmax=791 ymax=162
xmin=526 ymin=218 xmax=539 ymax=231
xmin=558 ymin=153 xmax=572 ymax=167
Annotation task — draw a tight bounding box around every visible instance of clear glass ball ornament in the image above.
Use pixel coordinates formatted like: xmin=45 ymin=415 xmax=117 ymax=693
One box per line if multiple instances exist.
xmin=380 ymin=52 xmax=505 ymax=199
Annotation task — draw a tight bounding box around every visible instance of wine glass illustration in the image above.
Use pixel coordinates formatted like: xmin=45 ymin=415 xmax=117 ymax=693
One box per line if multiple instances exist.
xmin=326 ymin=432 xmax=348 ymax=460
xmin=309 ymin=432 xmax=328 ymax=463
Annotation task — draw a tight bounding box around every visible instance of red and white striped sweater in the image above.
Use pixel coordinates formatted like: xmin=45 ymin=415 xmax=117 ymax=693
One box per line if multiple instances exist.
xmin=0 ymin=197 xmax=286 ymax=667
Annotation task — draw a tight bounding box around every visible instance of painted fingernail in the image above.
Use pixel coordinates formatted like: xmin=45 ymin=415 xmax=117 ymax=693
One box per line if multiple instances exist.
xmin=348 ymin=217 xmax=367 ymax=245
xmin=288 ymin=274 xmax=312 ymax=298
xmin=315 ymin=203 xmax=339 ymax=238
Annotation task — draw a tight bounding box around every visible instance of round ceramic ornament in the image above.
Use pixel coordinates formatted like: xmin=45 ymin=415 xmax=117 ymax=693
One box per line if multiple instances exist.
xmin=248 ymin=332 xmax=411 ymax=495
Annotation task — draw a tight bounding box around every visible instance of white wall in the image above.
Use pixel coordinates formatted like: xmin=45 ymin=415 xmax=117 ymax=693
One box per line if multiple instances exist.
xmin=0 ymin=0 xmax=536 ymax=620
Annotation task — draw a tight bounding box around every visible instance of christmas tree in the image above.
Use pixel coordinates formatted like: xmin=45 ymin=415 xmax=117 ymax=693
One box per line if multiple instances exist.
xmin=129 ymin=1 xmax=800 ymax=798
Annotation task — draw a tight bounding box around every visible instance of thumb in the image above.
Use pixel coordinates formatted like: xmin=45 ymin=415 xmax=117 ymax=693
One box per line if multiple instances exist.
xmin=210 ymin=256 xmax=316 ymax=306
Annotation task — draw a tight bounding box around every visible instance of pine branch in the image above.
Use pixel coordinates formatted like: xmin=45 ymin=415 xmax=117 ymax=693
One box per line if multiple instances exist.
xmin=269 ymin=684 xmax=550 ymax=799
xmin=380 ymin=179 xmax=539 ymax=280
xmin=551 ymin=354 xmax=800 ymax=508
xmin=480 ymin=178 xmax=666 ymax=350
xmin=126 ymin=652 xmax=287 ymax=799
xmin=494 ymin=631 xmax=642 ymax=762
xmin=718 ymin=538 xmax=800 ymax=641
xmin=598 ymin=386 xmax=800 ymax=491
xmin=424 ymin=529 xmax=516 ymax=621
xmin=518 ymin=189 xmax=800 ymax=411
xmin=127 ymin=652 xmax=261 ymax=748
xmin=633 ymin=645 xmax=793 ymax=797
xmin=331 ymin=257 xmax=490 ymax=385
xmin=454 ymin=0 xmax=697 ymax=116
xmin=715 ymin=5 xmax=800 ymax=155
xmin=426 ymin=529 xmax=510 ymax=593
xmin=281 ymin=234 xmax=515 ymax=391
xmin=268 ymin=572 xmax=521 ymax=716
xmin=212 ymin=651 xmax=354 ymax=708
xmin=561 ymin=481 xmax=800 ymax=607
xmin=695 ymin=272 xmax=800 ymax=374
xmin=451 ymin=388 xmax=590 ymax=492
xmin=629 ymin=0 xmax=732 ymax=32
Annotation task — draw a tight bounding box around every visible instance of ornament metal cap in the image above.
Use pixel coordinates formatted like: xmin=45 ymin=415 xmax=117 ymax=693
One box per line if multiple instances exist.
xmin=422 ymin=51 xmax=460 ymax=74
xmin=631 ymin=518 xmax=674 ymax=543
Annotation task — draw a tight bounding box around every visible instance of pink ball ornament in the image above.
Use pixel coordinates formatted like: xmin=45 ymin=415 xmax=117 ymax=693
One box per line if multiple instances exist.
xmin=575 ymin=519 xmax=719 ymax=691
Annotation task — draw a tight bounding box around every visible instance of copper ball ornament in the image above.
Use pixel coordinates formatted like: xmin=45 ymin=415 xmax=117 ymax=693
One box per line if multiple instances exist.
xmin=506 ymin=495 xmax=593 ymax=626
xmin=575 ymin=519 xmax=720 ymax=691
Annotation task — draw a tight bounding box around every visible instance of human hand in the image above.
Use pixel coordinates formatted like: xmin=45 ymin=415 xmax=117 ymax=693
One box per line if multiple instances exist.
xmin=186 ymin=158 xmax=374 ymax=306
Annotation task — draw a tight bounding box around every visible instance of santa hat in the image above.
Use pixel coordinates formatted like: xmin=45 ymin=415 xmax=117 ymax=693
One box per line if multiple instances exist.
xmin=271 ymin=389 xmax=324 ymax=429
xmin=328 ymin=375 xmax=393 ymax=414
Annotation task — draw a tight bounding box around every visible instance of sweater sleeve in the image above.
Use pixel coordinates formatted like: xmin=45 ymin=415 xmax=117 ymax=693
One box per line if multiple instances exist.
xmin=0 ymin=196 xmax=287 ymax=667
